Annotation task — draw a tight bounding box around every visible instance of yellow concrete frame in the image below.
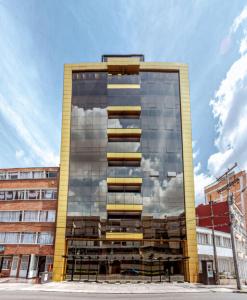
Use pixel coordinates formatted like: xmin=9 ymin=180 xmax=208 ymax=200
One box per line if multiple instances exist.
xmin=107 ymin=177 xmax=143 ymax=185
xmin=107 ymin=128 xmax=142 ymax=136
xmin=107 ymin=152 xmax=142 ymax=161
xmin=106 ymin=204 xmax=143 ymax=211
xmin=53 ymin=65 xmax=72 ymax=281
xmin=107 ymin=84 xmax=140 ymax=89
xmin=53 ymin=61 xmax=198 ymax=282
xmin=106 ymin=232 xmax=143 ymax=240
xmin=107 ymin=105 xmax=141 ymax=114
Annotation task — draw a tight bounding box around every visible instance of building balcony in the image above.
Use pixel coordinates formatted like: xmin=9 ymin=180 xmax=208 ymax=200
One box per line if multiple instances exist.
xmin=106 ymin=204 xmax=143 ymax=212
xmin=107 ymin=177 xmax=142 ymax=193
xmin=107 ymin=83 xmax=140 ymax=89
xmin=107 ymin=106 xmax=141 ymax=118
xmin=107 ymin=128 xmax=141 ymax=142
xmin=107 ymin=152 xmax=142 ymax=167
xmin=107 ymin=177 xmax=142 ymax=185
xmin=105 ymin=232 xmax=143 ymax=240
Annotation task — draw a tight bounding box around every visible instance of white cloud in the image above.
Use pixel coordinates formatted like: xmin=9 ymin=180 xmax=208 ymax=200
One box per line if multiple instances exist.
xmin=194 ymin=168 xmax=214 ymax=205
xmin=209 ymin=30 xmax=247 ymax=175
xmin=230 ymin=5 xmax=247 ymax=33
xmin=0 ymin=6 xmax=59 ymax=167
xmin=239 ymin=30 xmax=247 ymax=55
xmin=220 ymin=5 xmax=247 ymax=55
xmin=195 ymin=6 xmax=247 ymax=205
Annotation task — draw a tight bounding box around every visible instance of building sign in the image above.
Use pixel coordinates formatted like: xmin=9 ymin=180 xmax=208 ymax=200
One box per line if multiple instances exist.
xmin=0 ymin=245 xmax=5 ymax=253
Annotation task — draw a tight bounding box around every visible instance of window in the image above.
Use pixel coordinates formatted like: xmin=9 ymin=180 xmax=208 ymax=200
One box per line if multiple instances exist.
xmin=197 ymin=233 xmax=209 ymax=245
xmin=0 ymin=211 xmax=21 ymax=222
xmin=33 ymin=171 xmax=44 ymax=179
xmin=2 ymin=257 xmax=12 ymax=269
xmin=4 ymin=233 xmax=19 ymax=244
xmin=23 ymin=211 xmax=39 ymax=222
xmin=27 ymin=190 xmax=40 ymax=200
xmin=8 ymin=172 xmax=18 ymax=180
xmin=20 ymin=172 xmax=32 ymax=179
xmin=46 ymin=171 xmax=57 ymax=178
xmin=39 ymin=210 xmax=56 ymax=222
xmin=18 ymin=190 xmax=25 ymax=200
xmin=0 ymin=191 xmax=5 ymax=201
xmin=0 ymin=172 xmax=6 ymax=180
xmin=45 ymin=256 xmax=53 ymax=272
xmin=215 ymin=236 xmax=221 ymax=247
xmin=37 ymin=232 xmax=54 ymax=245
xmin=222 ymin=237 xmax=231 ymax=248
xmin=20 ymin=233 xmax=37 ymax=244
xmin=41 ymin=190 xmax=57 ymax=200
xmin=47 ymin=211 xmax=56 ymax=222
xmin=0 ymin=232 xmax=5 ymax=243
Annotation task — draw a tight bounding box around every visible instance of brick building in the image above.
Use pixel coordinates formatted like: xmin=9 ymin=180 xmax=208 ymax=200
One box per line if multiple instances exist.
xmin=0 ymin=167 xmax=59 ymax=278
xmin=204 ymin=170 xmax=247 ymax=231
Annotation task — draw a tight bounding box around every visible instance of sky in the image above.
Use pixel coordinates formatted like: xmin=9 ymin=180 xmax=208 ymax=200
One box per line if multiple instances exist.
xmin=0 ymin=0 xmax=247 ymax=204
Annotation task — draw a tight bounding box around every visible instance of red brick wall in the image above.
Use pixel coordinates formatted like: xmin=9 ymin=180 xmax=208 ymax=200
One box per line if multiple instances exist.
xmin=0 ymin=200 xmax=57 ymax=211
xmin=0 ymin=167 xmax=59 ymax=259
xmin=3 ymin=245 xmax=54 ymax=256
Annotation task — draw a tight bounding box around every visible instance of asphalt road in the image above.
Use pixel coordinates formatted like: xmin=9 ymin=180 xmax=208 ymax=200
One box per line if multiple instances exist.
xmin=0 ymin=292 xmax=246 ymax=300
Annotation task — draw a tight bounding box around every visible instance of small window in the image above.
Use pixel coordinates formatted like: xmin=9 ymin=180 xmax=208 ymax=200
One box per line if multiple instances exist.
xmin=0 ymin=172 xmax=6 ymax=180
xmin=33 ymin=171 xmax=44 ymax=179
xmin=0 ymin=191 xmax=5 ymax=201
xmin=27 ymin=190 xmax=40 ymax=200
xmin=20 ymin=172 xmax=32 ymax=179
xmin=2 ymin=257 xmax=12 ymax=269
xmin=8 ymin=172 xmax=18 ymax=180
xmin=46 ymin=171 xmax=57 ymax=178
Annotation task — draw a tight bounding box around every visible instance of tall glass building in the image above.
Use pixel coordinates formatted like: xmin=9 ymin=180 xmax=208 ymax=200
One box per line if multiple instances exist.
xmin=53 ymin=55 xmax=198 ymax=282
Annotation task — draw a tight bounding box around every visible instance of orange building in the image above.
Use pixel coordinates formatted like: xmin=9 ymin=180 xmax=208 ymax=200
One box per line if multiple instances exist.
xmin=0 ymin=167 xmax=59 ymax=279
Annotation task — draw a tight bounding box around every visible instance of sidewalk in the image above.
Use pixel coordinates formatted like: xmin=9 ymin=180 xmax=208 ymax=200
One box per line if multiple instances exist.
xmin=0 ymin=280 xmax=247 ymax=293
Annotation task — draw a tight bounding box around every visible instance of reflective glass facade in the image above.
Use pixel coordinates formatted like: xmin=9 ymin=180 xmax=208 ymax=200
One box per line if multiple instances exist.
xmin=65 ymin=67 xmax=188 ymax=281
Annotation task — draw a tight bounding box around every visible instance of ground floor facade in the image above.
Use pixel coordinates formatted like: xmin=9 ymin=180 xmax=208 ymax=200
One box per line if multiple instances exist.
xmin=63 ymin=238 xmax=188 ymax=282
xmin=0 ymin=254 xmax=53 ymax=278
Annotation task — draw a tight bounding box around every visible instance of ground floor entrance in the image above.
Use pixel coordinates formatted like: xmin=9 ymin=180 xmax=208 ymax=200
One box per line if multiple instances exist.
xmin=0 ymin=255 xmax=53 ymax=279
xmin=66 ymin=256 xmax=186 ymax=282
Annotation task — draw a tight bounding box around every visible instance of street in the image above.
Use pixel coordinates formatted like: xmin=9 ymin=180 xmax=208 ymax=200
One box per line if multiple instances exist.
xmin=0 ymin=292 xmax=246 ymax=300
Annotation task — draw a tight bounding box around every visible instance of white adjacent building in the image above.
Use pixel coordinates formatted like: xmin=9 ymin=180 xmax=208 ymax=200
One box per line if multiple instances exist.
xmin=197 ymin=226 xmax=247 ymax=282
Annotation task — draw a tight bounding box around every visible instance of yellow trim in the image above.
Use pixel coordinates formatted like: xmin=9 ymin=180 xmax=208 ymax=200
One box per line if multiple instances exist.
xmin=52 ymin=65 xmax=72 ymax=282
xmin=107 ymin=128 xmax=142 ymax=136
xmin=179 ymin=65 xmax=199 ymax=283
xmin=107 ymin=177 xmax=142 ymax=185
xmin=106 ymin=204 xmax=143 ymax=212
xmin=107 ymin=152 xmax=142 ymax=161
xmin=107 ymin=84 xmax=140 ymax=89
xmin=107 ymin=106 xmax=141 ymax=114
xmin=106 ymin=232 xmax=143 ymax=240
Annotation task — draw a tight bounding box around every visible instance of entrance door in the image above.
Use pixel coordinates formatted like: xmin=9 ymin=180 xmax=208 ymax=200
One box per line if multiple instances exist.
xmin=10 ymin=256 xmax=19 ymax=277
xmin=37 ymin=256 xmax=46 ymax=276
xmin=19 ymin=255 xmax=30 ymax=278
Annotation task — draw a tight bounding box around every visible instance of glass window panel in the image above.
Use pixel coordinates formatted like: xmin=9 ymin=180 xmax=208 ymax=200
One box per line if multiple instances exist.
xmin=20 ymin=172 xmax=32 ymax=179
xmin=38 ymin=232 xmax=54 ymax=245
xmin=28 ymin=190 xmax=40 ymax=200
xmin=0 ymin=191 xmax=5 ymax=200
xmin=5 ymin=233 xmax=19 ymax=244
xmin=21 ymin=232 xmax=36 ymax=244
xmin=23 ymin=211 xmax=39 ymax=222
xmin=33 ymin=171 xmax=44 ymax=179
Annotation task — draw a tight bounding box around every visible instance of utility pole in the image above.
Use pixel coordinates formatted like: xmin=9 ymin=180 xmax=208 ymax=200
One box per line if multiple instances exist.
xmin=209 ymin=196 xmax=219 ymax=284
xmin=216 ymin=163 xmax=242 ymax=290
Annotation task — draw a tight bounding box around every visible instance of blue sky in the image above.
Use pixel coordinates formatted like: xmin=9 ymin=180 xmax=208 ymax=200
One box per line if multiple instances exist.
xmin=0 ymin=0 xmax=247 ymax=202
